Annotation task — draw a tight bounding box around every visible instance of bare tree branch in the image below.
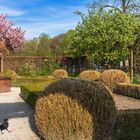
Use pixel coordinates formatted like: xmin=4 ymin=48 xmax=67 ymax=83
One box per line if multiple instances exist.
xmin=102 ymin=5 xmax=122 ymax=13
xmin=128 ymin=4 xmax=140 ymax=9
xmin=126 ymin=0 xmax=131 ymax=8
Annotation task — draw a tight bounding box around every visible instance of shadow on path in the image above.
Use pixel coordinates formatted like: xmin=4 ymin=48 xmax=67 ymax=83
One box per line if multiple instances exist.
xmin=0 ymin=102 xmax=43 ymax=140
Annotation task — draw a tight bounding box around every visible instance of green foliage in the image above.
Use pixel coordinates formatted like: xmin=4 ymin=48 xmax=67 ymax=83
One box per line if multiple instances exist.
xmin=50 ymin=34 xmax=65 ymax=57
xmin=39 ymin=59 xmax=60 ymax=76
xmin=68 ymin=8 xmax=140 ymax=66
xmin=17 ymin=79 xmax=55 ymax=107
xmin=0 ymin=69 xmax=19 ymax=79
xmin=16 ymin=63 xmax=37 ymax=76
xmin=61 ymin=29 xmax=77 ymax=55
xmin=20 ymin=86 xmax=39 ymax=108
xmin=11 ymin=33 xmax=51 ymax=57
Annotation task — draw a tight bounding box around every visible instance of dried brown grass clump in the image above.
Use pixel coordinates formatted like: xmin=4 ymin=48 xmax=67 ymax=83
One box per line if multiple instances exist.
xmin=99 ymin=69 xmax=130 ymax=92
xmin=52 ymin=69 xmax=68 ymax=79
xmin=0 ymin=69 xmax=19 ymax=79
xmin=79 ymin=70 xmax=101 ymax=81
xmin=47 ymin=75 xmax=56 ymax=80
xmin=35 ymin=78 xmax=116 ymax=140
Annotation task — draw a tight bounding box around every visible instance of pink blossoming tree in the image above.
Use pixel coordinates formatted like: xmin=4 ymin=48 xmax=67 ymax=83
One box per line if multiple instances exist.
xmin=0 ymin=14 xmax=25 ymax=72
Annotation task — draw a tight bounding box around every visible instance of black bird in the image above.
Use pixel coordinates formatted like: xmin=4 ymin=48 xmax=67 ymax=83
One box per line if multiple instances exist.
xmin=0 ymin=118 xmax=11 ymax=134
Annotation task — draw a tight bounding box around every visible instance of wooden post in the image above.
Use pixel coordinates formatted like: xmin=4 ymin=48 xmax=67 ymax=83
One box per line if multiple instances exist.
xmin=130 ymin=49 xmax=134 ymax=83
xmin=0 ymin=53 xmax=3 ymax=73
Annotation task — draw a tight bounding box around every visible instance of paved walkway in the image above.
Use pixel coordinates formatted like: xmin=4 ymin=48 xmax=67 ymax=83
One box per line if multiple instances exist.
xmin=0 ymin=87 xmax=40 ymax=140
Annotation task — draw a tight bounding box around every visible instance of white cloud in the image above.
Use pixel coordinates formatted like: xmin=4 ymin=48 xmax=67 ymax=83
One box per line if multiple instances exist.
xmin=20 ymin=20 xmax=78 ymax=39
xmin=0 ymin=6 xmax=24 ymax=16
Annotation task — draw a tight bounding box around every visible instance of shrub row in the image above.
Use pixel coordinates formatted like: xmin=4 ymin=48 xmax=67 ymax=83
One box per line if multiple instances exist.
xmin=113 ymin=109 xmax=140 ymax=140
xmin=3 ymin=69 xmax=132 ymax=94
xmin=114 ymin=83 xmax=140 ymax=99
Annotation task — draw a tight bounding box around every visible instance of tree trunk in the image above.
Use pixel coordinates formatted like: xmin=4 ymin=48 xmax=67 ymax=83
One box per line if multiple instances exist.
xmin=0 ymin=53 xmax=3 ymax=73
xmin=133 ymin=48 xmax=137 ymax=74
xmin=130 ymin=49 xmax=134 ymax=83
xmin=122 ymin=0 xmax=126 ymax=13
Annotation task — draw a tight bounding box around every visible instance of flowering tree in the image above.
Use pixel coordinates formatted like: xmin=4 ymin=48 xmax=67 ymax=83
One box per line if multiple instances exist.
xmin=0 ymin=14 xmax=25 ymax=72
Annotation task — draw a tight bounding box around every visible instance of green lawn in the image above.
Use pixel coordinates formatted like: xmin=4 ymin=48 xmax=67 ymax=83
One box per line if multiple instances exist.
xmin=12 ymin=78 xmax=56 ymax=107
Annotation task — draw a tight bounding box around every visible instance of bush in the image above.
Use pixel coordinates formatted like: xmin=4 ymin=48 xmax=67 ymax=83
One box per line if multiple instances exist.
xmin=35 ymin=78 xmax=116 ymax=140
xmin=39 ymin=60 xmax=60 ymax=76
xmin=114 ymin=83 xmax=140 ymax=99
xmin=20 ymin=86 xmax=40 ymax=107
xmin=0 ymin=69 xmax=19 ymax=79
xmin=99 ymin=69 xmax=130 ymax=92
xmin=79 ymin=70 xmax=101 ymax=81
xmin=52 ymin=69 xmax=68 ymax=79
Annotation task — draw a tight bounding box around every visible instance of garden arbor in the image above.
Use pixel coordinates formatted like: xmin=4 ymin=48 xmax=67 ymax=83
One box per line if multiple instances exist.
xmin=0 ymin=14 xmax=25 ymax=73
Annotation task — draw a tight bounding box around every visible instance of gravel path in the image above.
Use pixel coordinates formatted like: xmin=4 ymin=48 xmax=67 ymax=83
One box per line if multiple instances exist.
xmin=0 ymin=87 xmax=40 ymax=140
xmin=113 ymin=93 xmax=140 ymax=110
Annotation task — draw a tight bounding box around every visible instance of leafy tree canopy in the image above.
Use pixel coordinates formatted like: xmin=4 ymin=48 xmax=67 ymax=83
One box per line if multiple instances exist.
xmin=68 ymin=8 xmax=140 ymax=65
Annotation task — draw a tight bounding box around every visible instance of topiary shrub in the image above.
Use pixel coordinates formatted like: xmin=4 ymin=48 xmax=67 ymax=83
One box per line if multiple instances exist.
xmin=79 ymin=70 xmax=101 ymax=81
xmin=52 ymin=69 xmax=68 ymax=79
xmin=99 ymin=69 xmax=130 ymax=92
xmin=35 ymin=78 xmax=116 ymax=140
xmin=0 ymin=69 xmax=19 ymax=79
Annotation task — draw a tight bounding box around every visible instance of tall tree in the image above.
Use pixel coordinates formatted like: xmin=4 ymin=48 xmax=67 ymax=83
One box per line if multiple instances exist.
xmin=61 ymin=30 xmax=77 ymax=55
xmin=91 ymin=0 xmax=140 ymax=81
xmin=50 ymin=34 xmax=65 ymax=59
xmin=68 ymin=8 xmax=140 ymax=68
xmin=38 ymin=33 xmax=51 ymax=56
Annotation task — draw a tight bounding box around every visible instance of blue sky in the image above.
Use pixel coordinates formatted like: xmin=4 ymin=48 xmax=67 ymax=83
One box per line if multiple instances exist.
xmin=0 ymin=0 xmax=92 ymax=39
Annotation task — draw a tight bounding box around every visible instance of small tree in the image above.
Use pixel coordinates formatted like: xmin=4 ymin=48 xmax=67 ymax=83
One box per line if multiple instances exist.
xmin=0 ymin=14 xmax=25 ymax=73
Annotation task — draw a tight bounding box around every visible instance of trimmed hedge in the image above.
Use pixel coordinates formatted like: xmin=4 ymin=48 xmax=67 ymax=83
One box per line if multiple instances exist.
xmin=0 ymin=69 xmax=20 ymax=79
xmin=114 ymin=83 xmax=140 ymax=99
xmin=20 ymin=86 xmax=41 ymax=107
xmin=19 ymin=80 xmax=55 ymax=107
xmin=113 ymin=109 xmax=140 ymax=140
xmin=35 ymin=78 xmax=116 ymax=140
